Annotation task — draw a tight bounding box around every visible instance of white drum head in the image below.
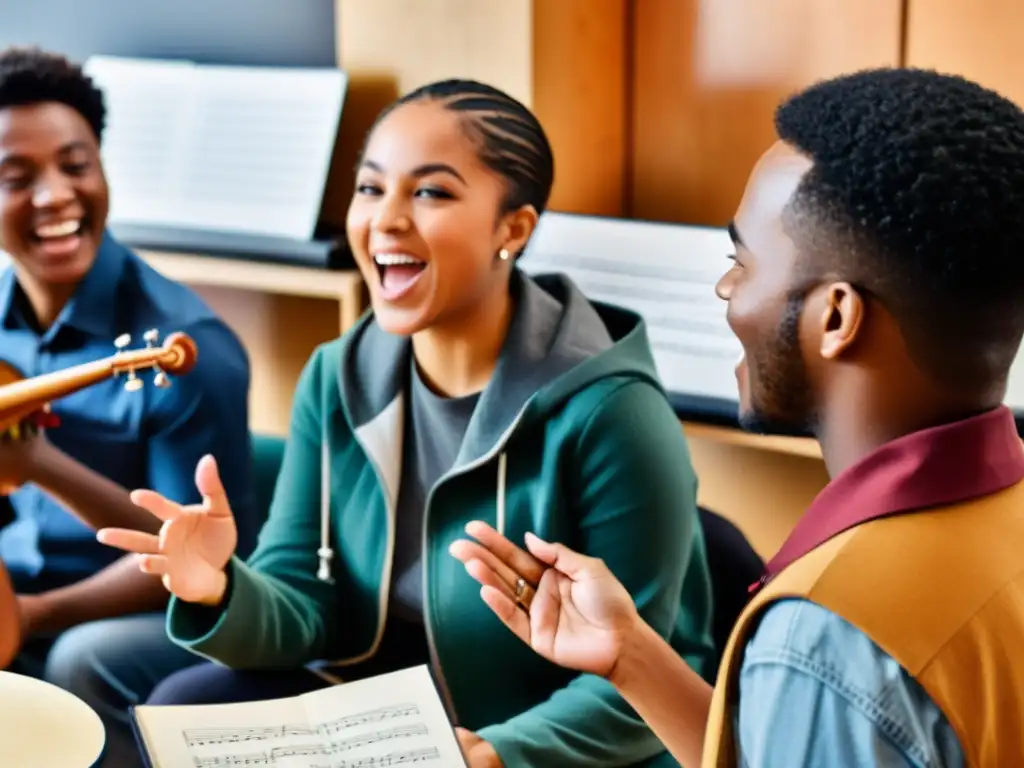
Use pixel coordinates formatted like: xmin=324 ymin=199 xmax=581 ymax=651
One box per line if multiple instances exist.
xmin=0 ymin=671 xmax=105 ymax=767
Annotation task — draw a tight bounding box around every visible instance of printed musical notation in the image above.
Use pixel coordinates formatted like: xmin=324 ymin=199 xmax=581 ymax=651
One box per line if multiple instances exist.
xmin=184 ymin=705 xmax=437 ymax=767
xmin=185 ymin=704 xmax=421 ymax=747
xmin=195 ymin=746 xmax=440 ymax=767
xmin=189 ymin=723 xmax=428 ymax=762
xmin=131 ymin=667 xmax=466 ymax=768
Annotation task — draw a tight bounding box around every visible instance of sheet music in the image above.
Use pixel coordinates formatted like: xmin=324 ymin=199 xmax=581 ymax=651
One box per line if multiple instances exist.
xmin=1006 ymin=353 xmax=1024 ymax=412
xmin=84 ymin=55 xmax=346 ymax=241
xmin=521 ymin=212 xmax=1024 ymax=417
xmin=134 ymin=666 xmax=465 ymax=768
xmin=520 ymin=213 xmax=743 ymax=405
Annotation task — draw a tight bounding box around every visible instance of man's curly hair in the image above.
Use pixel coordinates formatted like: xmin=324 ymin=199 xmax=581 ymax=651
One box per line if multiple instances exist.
xmin=776 ymin=67 xmax=1024 ymax=391
xmin=0 ymin=47 xmax=105 ymax=142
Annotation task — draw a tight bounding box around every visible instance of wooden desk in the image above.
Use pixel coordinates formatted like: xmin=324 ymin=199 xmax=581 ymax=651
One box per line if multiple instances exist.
xmin=139 ymin=250 xmax=366 ymax=333
xmin=140 ymin=250 xmax=367 ymax=436
xmin=682 ymin=422 xmax=821 ymax=460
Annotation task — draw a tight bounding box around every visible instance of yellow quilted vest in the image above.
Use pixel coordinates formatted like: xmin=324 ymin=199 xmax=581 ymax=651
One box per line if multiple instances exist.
xmin=703 ymin=480 xmax=1024 ymax=768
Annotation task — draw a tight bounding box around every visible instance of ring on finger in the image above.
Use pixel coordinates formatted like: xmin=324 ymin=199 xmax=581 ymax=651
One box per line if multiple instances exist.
xmin=514 ymin=576 xmax=536 ymax=610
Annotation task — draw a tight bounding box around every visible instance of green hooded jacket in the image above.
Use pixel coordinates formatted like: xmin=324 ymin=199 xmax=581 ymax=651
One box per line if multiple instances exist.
xmin=167 ymin=270 xmax=715 ymax=767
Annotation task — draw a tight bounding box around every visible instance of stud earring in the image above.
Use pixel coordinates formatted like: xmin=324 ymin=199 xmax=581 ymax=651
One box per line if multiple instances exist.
xmin=498 ymin=248 xmax=510 ymax=261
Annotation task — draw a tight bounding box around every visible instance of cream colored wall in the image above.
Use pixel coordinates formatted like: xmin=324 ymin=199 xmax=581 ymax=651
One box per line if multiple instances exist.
xmin=336 ymin=0 xmax=533 ymax=106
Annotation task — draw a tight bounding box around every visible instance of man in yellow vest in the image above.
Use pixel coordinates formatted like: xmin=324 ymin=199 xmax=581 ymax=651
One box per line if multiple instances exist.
xmin=450 ymin=67 xmax=1024 ymax=767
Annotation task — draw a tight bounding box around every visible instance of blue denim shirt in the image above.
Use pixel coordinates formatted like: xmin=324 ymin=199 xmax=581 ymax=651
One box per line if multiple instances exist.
xmin=736 ymin=598 xmax=965 ymax=767
xmin=0 ymin=232 xmax=257 ymax=589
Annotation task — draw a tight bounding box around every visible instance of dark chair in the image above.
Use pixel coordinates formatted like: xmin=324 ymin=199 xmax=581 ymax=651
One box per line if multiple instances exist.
xmin=250 ymin=432 xmax=286 ymax=520
xmin=698 ymin=506 xmax=764 ymax=671
xmin=0 ymin=496 xmax=12 ymax=530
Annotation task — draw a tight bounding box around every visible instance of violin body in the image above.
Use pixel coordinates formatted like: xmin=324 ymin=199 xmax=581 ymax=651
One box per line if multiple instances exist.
xmin=0 ymin=558 xmax=18 ymax=669
xmin=0 ymin=331 xmax=198 ymax=667
xmin=0 ymin=361 xmax=34 ymax=437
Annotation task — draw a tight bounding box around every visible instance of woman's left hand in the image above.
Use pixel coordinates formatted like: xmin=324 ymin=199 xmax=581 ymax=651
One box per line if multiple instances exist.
xmin=456 ymin=728 xmax=503 ymax=768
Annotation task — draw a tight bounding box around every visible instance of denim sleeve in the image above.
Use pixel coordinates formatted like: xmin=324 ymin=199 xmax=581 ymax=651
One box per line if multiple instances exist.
xmin=736 ymin=598 xmax=965 ymax=768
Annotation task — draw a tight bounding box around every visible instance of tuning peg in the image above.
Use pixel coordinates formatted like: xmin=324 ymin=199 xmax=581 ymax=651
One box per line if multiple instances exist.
xmin=143 ymin=329 xmax=160 ymax=348
xmin=153 ymin=369 xmax=171 ymax=388
xmin=114 ymin=333 xmax=132 ymax=352
xmin=123 ymin=372 xmax=143 ymax=392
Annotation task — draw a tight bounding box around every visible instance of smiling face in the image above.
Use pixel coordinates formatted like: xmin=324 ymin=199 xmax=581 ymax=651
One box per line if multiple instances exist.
xmin=716 ymin=141 xmax=820 ymax=434
xmin=0 ymin=101 xmax=108 ymax=287
xmin=346 ymin=99 xmax=535 ymax=337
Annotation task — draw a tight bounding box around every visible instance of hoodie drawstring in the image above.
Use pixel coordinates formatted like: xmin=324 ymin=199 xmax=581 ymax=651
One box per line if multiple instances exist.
xmin=317 ymin=420 xmax=335 ymax=582
xmin=496 ymin=452 xmax=507 ymax=536
xmin=317 ymin=433 xmax=507 ymax=578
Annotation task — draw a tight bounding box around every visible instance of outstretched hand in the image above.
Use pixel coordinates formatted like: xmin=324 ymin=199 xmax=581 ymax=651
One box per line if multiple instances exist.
xmin=97 ymin=455 xmax=237 ymax=606
xmin=448 ymin=522 xmax=640 ymax=679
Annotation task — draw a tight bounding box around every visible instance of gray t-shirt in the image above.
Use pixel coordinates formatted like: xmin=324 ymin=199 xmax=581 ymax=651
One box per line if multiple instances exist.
xmin=389 ymin=360 xmax=480 ymax=624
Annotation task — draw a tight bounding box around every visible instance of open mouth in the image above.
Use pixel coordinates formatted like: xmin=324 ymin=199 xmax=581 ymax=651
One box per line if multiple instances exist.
xmin=31 ymin=218 xmax=87 ymax=259
xmin=373 ymin=252 xmax=427 ymax=301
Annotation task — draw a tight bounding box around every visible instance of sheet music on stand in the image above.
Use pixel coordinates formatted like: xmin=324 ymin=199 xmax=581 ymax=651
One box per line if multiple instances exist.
xmin=83 ymin=55 xmax=347 ymax=242
xmin=1006 ymin=351 xmax=1024 ymax=417
xmin=519 ymin=212 xmax=1024 ymax=428
xmin=520 ymin=212 xmax=743 ymax=423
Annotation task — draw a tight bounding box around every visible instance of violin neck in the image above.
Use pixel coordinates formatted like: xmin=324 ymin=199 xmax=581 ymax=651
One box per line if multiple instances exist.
xmin=0 ymin=358 xmax=112 ymax=424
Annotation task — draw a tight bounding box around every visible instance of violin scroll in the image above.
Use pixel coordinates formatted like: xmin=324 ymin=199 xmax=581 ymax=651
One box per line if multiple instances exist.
xmin=112 ymin=330 xmax=198 ymax=392
xmin=0 ymin=330 xmax=198 ymax=432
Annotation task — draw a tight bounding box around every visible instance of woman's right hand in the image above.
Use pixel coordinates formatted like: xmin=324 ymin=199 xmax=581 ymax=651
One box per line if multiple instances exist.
xmin=97 ymin=455 xmax=237 ymax=606
xmin=449 ymin=522 xmax=642 ymax=680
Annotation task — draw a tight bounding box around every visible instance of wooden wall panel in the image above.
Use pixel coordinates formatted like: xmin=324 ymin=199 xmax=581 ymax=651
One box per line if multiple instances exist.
xmin=905 ymin=0 xmax=1024 ymax=107
xmin=631 ymin=0 xmax=903 ymax=226
xmin=334 ymin=0 xmax=629 ymax=218
xmin=532 ymin=1 xmax=629 ymax=215
xmin=627 ymin=0 xmax=901 ymax=552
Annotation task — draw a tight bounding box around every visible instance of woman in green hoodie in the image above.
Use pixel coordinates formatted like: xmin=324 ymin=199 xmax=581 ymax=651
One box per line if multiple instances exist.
xmin=98 ymin=79 xmax=715 ymax=767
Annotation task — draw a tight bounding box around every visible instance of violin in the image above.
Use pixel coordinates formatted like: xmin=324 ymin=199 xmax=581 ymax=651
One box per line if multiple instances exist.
xmin=0 ymin=329 xmax=198 ymax=434
xmin=0 ymin=329 xmax=198 ymax=669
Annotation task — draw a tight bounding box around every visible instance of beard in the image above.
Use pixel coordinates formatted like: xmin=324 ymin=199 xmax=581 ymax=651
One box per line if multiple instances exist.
xmin=738 ymin=292 xmax=817 ymax=437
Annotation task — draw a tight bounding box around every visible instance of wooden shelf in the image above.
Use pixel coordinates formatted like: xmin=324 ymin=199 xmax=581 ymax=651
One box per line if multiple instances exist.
xmin=137 ymin=250 xmax=821 ymax=465
xmin=682 ymin=422 xmax=822 ymax=460
xmin=139 ymin=250 xmax=366 ymax=331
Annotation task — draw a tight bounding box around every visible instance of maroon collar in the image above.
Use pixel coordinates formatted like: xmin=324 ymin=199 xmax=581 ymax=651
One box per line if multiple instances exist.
xmin=751 ymin=406 xmax=1024 ymax=593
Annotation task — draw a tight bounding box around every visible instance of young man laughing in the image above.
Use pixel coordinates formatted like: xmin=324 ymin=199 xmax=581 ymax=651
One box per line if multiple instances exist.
xmin=0 ymin=48 xmax=259 ymax=768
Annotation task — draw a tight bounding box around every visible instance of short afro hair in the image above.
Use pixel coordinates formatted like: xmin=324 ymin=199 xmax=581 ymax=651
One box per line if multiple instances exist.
xmin=0 ymin=47 xmax=105 ymax=143
xmin=776 ymin=67 xmax=1024 ymax=393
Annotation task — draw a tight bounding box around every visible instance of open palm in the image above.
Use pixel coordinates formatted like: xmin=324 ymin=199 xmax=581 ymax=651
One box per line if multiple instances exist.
xmin=97 ymin=455 xmax=237 ymax=605
xmin=449 ymin=522 xmax=640 ymax=678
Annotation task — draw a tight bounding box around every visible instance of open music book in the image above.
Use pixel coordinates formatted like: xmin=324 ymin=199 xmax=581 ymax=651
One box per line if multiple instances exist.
xmin=131 ymin=665 xmax=468 ymax=768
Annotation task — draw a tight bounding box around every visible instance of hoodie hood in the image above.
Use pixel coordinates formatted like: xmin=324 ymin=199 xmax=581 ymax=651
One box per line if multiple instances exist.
xmin=338 ymin=268 xmax=663 ymax=471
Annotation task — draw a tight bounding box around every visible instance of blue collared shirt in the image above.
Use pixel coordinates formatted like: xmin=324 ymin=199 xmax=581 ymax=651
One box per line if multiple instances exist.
xmin=737 ymin=598 xmax=965 ymax=767
xmin=0 ymin=232 xmax=257 ymax=589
